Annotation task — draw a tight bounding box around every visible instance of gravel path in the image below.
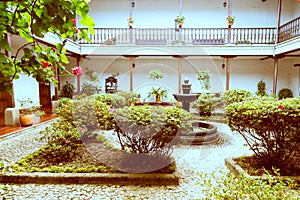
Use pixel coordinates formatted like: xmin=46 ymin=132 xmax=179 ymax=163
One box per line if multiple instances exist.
xmin=0 ymin=121 xmax=253 ymax=200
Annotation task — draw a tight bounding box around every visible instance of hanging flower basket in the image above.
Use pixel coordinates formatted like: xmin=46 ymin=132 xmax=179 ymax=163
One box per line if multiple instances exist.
xmin=226 ymin=15 xmax=236 ymax=26
xmin=72 ymin=66 xmax=83 ymax=77
xmin=127 ymin=17 xmax=134 ymax=27
xmin=175 ymin=16 xmax=185 ymax=28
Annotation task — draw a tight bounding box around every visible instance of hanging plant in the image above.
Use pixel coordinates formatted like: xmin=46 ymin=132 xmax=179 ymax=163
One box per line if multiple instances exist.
xmin=197 ymin=69 xmax=210 ymax=91
xmin=175 ymin=16 xmax=186 ymax=28
xmin=127 ymin=17 xmax=134 ymax=27
xmin=149 ymin=69 xmax=163 ymax=80
xmin=226 ymin=15 xmax=236 ymax=26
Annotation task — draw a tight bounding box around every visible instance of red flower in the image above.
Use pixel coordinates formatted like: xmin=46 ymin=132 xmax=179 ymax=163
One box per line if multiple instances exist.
xmin=75 ymin=27 xmax=79 ymax=34
xmin=72 ymin=66 xmax=83 ymax=77
xmin=278 ymin=105 xmax=284 ymax=110
xmin=72 ymin=18 xmax=77 ymax=25
xmin=41 ymin=61 xmax=49 ymax=68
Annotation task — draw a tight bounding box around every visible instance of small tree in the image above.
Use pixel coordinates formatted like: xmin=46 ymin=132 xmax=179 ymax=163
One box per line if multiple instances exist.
xmin=225 ymin=96 xmax=300 ymax=171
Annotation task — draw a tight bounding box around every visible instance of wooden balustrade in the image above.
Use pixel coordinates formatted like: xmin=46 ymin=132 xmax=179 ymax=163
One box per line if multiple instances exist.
xmin=79 ymin=20 xmax=300 ymax=45
xmin=278 ymin=16 xmax=300 ymax=42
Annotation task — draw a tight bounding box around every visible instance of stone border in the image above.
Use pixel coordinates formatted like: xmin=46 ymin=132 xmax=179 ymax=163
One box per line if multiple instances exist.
xmin=0 ymin=119 xmax=179 ymax=186
xmin=0 ymin=171 xmax=179 ymax=185
xmin=225 ymin=157 xmax=300 ymax=185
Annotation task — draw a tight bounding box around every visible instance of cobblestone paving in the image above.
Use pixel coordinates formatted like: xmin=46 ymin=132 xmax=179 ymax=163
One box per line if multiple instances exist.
xmin=0 ymin=122 xmax=252 ymax=200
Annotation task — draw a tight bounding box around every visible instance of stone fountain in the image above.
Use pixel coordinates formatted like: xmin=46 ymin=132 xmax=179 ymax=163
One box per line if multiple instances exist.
xmin=173 ymin=78 xmax=220 ymax=145
xmin=173 ymin=79 xmax=199 ymax=112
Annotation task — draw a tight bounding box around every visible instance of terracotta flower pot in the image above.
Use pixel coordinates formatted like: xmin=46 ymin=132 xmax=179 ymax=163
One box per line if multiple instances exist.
xmin=19 ymin=114 xmax=34 ymax=126
xmin=228 ymin=21 xmax=233 ymax=26
xmin=178 ymin=22 xmax=183 ymax=28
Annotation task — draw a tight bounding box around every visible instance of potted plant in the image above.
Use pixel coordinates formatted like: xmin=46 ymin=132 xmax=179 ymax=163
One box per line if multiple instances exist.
xmin=175 ymin=16 xmax=186 ymax=28
xmin=18 ymin=98 xmax=45 ymax=126
xmin=226 ymin=15 xmax=236 ymax=26
xmin=127 ymin=17 xmax=134 ymax=28
xmin=147 ymin=87 xmax=168 ymax=103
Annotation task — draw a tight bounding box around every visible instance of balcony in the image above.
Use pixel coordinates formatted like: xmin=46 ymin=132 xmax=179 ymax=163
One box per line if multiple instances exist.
xmin=79 ymin=27 xmax=277 ymax=45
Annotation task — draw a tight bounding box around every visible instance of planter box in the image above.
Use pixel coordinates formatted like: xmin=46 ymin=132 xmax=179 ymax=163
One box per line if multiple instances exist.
xmin=225 ymin=157 xmax=300 ymax=186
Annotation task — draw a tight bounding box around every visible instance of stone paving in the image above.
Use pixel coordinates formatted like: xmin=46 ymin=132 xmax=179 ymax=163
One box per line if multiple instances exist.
xmin=0 ymin=122 xmax=253 ymax=200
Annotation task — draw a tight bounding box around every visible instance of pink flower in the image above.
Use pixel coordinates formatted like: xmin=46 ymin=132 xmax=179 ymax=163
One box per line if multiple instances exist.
xmin=72 ymin=66 xmax=83 ymax=77
xmin=109 ymin=108 xmax=116 ymax=113
xmin=64 ymin=140 xmax=69 ymax=144
xmin=278 ymin=105 xmax=284 ymax=110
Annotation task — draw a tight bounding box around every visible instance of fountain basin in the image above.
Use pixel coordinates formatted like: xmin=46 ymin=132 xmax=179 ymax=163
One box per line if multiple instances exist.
xmin=173 ymin=94 xmax=199 ymax=112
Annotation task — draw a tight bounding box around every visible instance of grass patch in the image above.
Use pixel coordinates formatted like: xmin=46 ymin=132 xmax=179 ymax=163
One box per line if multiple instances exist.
xmin=4 ymin=139 xmax=176 ymax=174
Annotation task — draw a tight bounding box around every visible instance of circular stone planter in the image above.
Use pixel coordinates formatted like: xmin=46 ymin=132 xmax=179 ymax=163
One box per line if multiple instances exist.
xmin=180 ymin=121 xmax=219 ymax=145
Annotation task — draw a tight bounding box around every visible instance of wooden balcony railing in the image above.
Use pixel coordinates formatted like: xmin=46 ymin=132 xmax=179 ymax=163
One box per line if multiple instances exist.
xmin=278 ymin=16 xmax=300 ymax=42
xmin=79 ymin=27 xmax=277 ymax=45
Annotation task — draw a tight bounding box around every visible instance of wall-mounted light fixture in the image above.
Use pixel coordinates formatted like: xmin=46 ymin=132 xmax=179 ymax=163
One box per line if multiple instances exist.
xmin=131 ymin=1 xmax=135 ymax=8
xmin=223 ymin=0 xmax=227 ymax=8
xmin=222 ymin=58 xmax=226 ymax=69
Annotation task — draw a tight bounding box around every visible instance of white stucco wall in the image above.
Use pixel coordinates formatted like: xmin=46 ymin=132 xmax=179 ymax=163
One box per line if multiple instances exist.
xmin=60 ymin=56 xmax=299 ymax=101
xmin=87 ymin=0 xmax=284 ymax=28
xmin=13 ymin=74 xmax=40 ymax=108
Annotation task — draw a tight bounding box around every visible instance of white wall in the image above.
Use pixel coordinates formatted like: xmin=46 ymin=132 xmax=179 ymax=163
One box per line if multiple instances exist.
xmin=60 ymin=56 xmax=299 ymax=101
xmin=87 ymin=0 xmax=284 ymax=28
xmin=13 ymin=74 xmax=40 ymax=108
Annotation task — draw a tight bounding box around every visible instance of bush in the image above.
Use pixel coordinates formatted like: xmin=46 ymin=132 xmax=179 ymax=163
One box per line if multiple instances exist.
xmin=223 ymin=89 xmax=252 ymax=105
xmin=80 ymin=82 xmax=101 ymax=96
xmin=256 ymin=80 xmax=267 ymax=96
xmin=60 ymin=81 xmax=75 ymax=99
xmin=94 ymin=93 xmax=127 ymax=108
xmin=225 ymin=97 xmax=300 ymax=170
xmin=39 ymin=119 xmax=86 ymax=162
xmin=115 ymin=91 xmax=140 ymax=106
xmin=190 ymin=94 xmax=221 ymax=117
xmin=198 ymin=171 xmax=299 ymax=199
xmin=114 ymin=105 xmax=193 ymax=157
xmin=278 ymin=88 xmax=293 ymax=100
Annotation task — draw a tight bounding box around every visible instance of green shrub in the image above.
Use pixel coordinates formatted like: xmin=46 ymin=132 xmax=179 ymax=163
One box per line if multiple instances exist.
xmin=225 ymin=97 xmax=300 ymax=170
xmin=191 ymin=93 xmax=221 ymax=117
xmin=198 ymin=171 xmax=299 ymax=199
xmin=94 ymin=93 xmax=127 ymax=108
xmin=115 ymin=91 xmax=141 ymax=106
xmin=278 ymin=88 xmax=293 ymax=100
xmin=256 ymin=80 xmax=267 ymax=96
xmin=60 ymin=81 xmax=75 ymax=99
xmin=223 ymin=89 xmax=252 ymax=105
xmin=114 ymin=105 xmax=192 ymax=157
xmin=39 ymin=119 xmax=86 ymax=162
xmin=80 ymin=82 xmax=101 ymax=96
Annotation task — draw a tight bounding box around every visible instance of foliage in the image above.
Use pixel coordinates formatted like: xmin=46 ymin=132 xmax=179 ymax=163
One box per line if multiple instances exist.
xmin=94 ymin=93 xmax=127 ymax=108
xmin=197 ymin=69 xmax=210 ymax=91
xmin=223 ymin=89 xmax=252 ymax=105
xmin=175 ymin=16 xmax=186 ymax=23
xmin=149 ymin=69 xmax=163 ymax=80
xmin=278 ymin=88 xmax=294 ymax=100
xmin=198 ymin=170 xmax=299 ymax=199
xmin=147 ymin=87 xmax=168 ymax=102
xmin=127 ymin=17 xmax=134 ymax=23
xmin=225 ymin=97 xmax=300 ymax=170
xmin=0 ymin=0 xmax=94 ymax=93
xmin=114 ymin=105 xmax=193 ymax=157
xmin=256 ymin=80 xmax=267 ymax=96
xmin=226 ymin=15 xmax=236 ymax=23
xmin=115 ymin=91 xmax=141 ymax=106
xmin=191 ymin=94 xmax=221 ymax=117
xmin=80 ymin=82 xmax=101 ymax=96
xmin=39 ymin=119 xmax=86 ymax=162
xmin=18 ymin=98 xmax=45 ymax=117
xmin=60 ymin=81 xmax=75 ymax=99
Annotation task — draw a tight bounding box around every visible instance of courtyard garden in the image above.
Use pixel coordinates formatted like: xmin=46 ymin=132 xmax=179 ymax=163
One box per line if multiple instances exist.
xmin=1 ymin=82 xmax=300 ymax=198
